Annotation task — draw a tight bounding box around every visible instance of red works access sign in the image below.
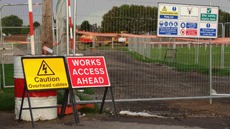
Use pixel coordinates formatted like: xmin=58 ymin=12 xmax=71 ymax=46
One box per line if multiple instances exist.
xmin=186 ymin=29 xmax=197 ymax=36
xmin=66 ymin=56 xmax=110 ymax=88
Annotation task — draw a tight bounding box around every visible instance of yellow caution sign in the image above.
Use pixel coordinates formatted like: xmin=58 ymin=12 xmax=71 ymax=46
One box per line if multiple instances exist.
xmin=37 ymin=60 xmax=55 ymax=76
xmin=22 ymin=56 xmax=69 ymax=90
xmin=162 ymin=6 xmax=167 ymax=11
xmin=159 ymin=5 xmax=178 ymax=16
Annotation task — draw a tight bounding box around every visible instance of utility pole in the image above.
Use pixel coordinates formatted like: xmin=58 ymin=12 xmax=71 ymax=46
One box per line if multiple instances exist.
xmin=41 ymin=0 xmax=53 ymax=55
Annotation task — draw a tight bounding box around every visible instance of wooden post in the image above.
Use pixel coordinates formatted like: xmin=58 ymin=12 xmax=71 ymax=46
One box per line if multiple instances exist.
xmin=41 ymin=0 xmax=53 ymax=55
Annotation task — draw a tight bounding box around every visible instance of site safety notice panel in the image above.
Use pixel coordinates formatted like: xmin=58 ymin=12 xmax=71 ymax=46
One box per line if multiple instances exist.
xmin=157 ymin=3 xmax=219 ymax=38
xmin=66 ymin=56 xmax=110 ymax=88
xmin=22 ymin=56 xmax=69 ymax=90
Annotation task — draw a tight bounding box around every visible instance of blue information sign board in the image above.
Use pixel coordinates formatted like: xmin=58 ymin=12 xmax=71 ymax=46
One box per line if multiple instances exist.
xmin=160 ymin=15 xmax=178 ymax=19
xmin=159 ymin=27 xmax=178 ymax=35
xmin=158 ymin=21 xmax=178 ymax=35
xmin=186 ymin=23 xmax=197 ymax=29
xmin=157 ymin=3 xmax=218 ymax=38
xmin=200 ymin=28 xmax=216 ymax=36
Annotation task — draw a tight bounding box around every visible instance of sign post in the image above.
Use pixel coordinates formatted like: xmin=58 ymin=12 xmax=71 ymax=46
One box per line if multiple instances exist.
xmin=19 ymin=56 xmax=79 ymax=127
xmin=66 ymin=56 xmax=117 ymax=117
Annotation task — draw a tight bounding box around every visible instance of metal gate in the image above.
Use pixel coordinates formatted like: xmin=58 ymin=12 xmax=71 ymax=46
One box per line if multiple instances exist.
xmin=53 ymin=0 xmax=230 ymax=103
xmin=1 ymin=0 xmax=230 ymax=103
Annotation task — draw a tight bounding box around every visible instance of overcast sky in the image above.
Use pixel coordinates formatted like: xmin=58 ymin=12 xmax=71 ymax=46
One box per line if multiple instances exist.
xmin=1 ymin=0 xmax=230 ymax=25
xmin=74 ymin=0 xmax=230 ymax=26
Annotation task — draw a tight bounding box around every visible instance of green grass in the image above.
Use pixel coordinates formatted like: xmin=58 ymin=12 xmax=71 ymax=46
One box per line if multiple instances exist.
xmin=0 ymin=88 xmax=15 ymax=111
xmin=97 ymin=45 xmax=129 ymax=51
xmin=0 ymin=64 xmax=14 ymax=86
xmin=128 ymin=48 xmax=230 ymax=76
xmin=56 ymin=88 xmax=99 ymax=113
xmin=79 ymin=88 xmax=95 ymax=95
xmin=79 ymin=103 xmax=99 ymax=114
xmin=150 ymin=46 xmax=230 ymax=68
xmin=0 ymin=64 xmax=20 ymax=111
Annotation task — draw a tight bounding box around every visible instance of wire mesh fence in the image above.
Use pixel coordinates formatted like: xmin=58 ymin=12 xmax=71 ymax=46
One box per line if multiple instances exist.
xmin=0 ymin=0 xmax=230 ymax=101
xmin=128 ymin=37 xmax=230 ymax=98
xmin=63 ymin=0 xmax=230 ymax=101
xmin=55 ymin=0 xmax=68 ymax=55
xmin=0 ymin=3 xmax=42 ymax=88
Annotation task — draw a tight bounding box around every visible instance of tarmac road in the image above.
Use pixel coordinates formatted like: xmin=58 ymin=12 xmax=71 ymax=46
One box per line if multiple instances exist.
xmin=0 ymin=112 xmax=223 ymax=129
xmin=7 ymin=119 xmax=204 ymax=129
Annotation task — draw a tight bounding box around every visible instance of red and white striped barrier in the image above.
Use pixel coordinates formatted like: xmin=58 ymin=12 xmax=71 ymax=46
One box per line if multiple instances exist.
xmin=68 ymin=0 xmax=74 ymax=49
xmin=28 ymin=0 xmax=35 ymax=55
xmin=14 ymin=56 xmax=57 ymax=121
xmin=14 ymin=1 xmax=58 ymax=121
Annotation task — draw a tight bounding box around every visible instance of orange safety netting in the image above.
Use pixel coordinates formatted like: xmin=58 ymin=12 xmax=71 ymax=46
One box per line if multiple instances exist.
xmin=3 ymin=31 xmax=230 ymax=45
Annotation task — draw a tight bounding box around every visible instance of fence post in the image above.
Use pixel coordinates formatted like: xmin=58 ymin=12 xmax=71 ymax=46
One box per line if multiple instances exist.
xmin=0 ymin=5 xmax=2 ymax=90
xmin=221 ymin=24 xmax=225 ymax=69
xmin=66 ymin=0 xmax=69 ymax=55
xmin=73 ymin=0 xmax=77 ymax=54
xmin=209 ymin=43 xmax=213 ymax=104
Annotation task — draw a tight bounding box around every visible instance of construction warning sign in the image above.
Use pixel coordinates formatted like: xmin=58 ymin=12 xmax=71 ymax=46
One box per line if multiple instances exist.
xmin=159 ymin=4 xmax=179 ymax=20
xmin=22 ymin=56 xmax=69 ymax=90
xmin=66 ymin=56 xmax=110 ymax=88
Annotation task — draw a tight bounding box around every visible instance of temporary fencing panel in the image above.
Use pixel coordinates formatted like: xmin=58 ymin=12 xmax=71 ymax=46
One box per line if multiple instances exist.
xmin=1 ymin=0 xmax=230 ymax=102
xmin=53 ymin=0 xmax=230 ymax=102
xmin=0 ymin=3 xmax=42 ymax=88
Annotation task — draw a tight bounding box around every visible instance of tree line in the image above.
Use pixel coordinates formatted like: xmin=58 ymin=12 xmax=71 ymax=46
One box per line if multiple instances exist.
xmin=2 ymin=4 xmax=230 ymax=37
xmin=1 ymin=15 xmax=40 ymax=36
xmin=80 ymin=4 xmax=230 ymax=37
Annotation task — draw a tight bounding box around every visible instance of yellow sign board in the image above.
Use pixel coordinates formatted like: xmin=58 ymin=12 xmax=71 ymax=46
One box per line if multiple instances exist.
xmin=22 ymin=56 xmax=69 ymax=90
xmin=159 ymin=5 xmax=178 ymax=16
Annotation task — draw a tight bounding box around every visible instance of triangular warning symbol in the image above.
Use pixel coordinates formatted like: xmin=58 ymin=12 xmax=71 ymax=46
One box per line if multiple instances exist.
xmin=37 ymin=60 xmax=55 ymax=76
xmin=162 ymin=6 xmax=167 ymax=11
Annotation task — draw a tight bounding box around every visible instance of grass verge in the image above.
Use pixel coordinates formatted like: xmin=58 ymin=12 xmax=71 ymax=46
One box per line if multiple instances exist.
xmin=0 ymin=88 xmax=15 ymax=111
xmin=128 ymin=51 xmax=230 ymax=76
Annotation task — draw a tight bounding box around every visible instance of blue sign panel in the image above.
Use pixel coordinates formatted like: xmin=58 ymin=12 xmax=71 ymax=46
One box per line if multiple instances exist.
xmin=186 ymin=23 xmax=197 ymax=29
xmin=174 ymin=22 xmax=178 ymax=26
xmin=164 ymin=21 xmax=168 ymax=26
xmin=159 ymin=27 xmax=178 ymax=35
xmin=200 ymin=28 xmax=216 ymax=36
xmin=160 ymin=15 xmax=178 ymax=19
xmin=172 ymin=6 xmax=177 ymax=11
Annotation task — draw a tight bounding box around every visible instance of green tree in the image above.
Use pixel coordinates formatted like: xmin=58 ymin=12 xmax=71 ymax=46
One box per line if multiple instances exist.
xmin=1 ymin=15 xmax=23 ymax=35
xmin=80 ymin=20 xmax=91 ymax=31
xmin=219 ymin=10 xmax=230 ymax=37
xmin=20 ymin=21 xmax=41 ymax=35
xmin=101 ymin=5 xmax=158 ymax=34
xmin=21 ymin=25 xmax=30 ymax=34
xmin=33 ymin=21 xmax=41 ymax=28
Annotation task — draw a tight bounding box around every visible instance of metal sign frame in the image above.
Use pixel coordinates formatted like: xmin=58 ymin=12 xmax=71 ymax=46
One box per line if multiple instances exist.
xmin=19 ymin=56 xmax=79 ymax=128
xmin=66 ymin=56 xmax=117 ymax=118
